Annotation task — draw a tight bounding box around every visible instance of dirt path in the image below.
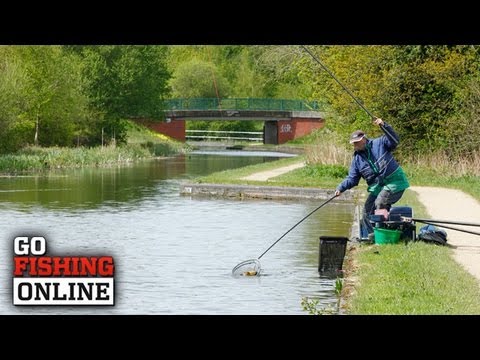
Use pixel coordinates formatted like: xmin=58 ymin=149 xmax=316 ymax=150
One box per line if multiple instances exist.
xmin=410 ymin=186 xmax=480 ymax=281
xmin=241 ymin=162 xmax=305 ymax=181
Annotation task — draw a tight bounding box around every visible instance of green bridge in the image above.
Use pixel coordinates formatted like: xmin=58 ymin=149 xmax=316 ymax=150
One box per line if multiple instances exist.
xmin=139 ymin=98 xmax=325 ymax=145
xmin=163 ymin=97 xmax=323 ymax=112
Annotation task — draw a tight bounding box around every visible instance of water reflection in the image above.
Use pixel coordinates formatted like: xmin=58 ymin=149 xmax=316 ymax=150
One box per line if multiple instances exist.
xmin=0 ymin=153 xmax=279 ymax=210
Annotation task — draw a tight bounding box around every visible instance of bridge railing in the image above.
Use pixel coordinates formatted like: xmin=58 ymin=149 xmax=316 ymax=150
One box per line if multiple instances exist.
xmin=165 ymin=98 xmax=322 ymax=111
xmin=186 ymin=129 xmax=263 ymax=142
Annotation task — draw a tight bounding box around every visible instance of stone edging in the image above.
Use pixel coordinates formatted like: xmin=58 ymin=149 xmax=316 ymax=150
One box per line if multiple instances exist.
xmin=180 ymin=183 xmax=357 ymax=201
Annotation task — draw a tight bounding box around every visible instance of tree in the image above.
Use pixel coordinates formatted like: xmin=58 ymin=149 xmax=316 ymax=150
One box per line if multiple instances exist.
xmin=378 ymin=45 xmax=480 ymax=155
xmin=0 ymin=46 xmax=91 ymax=152
xmin=169 ymin=58 xmax=230 ymax=98
xmin=292 ymin=45 xmax=480 ymax=157
xmin=72 ymin=45 xmax=171 ymax=145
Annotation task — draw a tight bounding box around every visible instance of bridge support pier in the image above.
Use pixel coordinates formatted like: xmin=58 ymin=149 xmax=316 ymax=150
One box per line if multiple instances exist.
xmin=264 ymin=118 xmax=325 ymax=145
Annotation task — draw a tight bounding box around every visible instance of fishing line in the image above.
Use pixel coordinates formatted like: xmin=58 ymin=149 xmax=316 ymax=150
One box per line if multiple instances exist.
xmin=300 ymin=45 xmax=398 ymax=145
xmin=232 ymin=195 xmax=337 ymax=277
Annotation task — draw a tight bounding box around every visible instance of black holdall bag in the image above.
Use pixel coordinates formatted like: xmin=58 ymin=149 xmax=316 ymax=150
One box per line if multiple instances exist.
xmin=417 ymin=224 xmax=448 ymax=246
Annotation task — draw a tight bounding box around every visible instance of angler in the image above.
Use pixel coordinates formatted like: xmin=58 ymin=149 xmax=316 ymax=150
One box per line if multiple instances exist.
xmin=335 ymin=119 xmax=410 ymax=239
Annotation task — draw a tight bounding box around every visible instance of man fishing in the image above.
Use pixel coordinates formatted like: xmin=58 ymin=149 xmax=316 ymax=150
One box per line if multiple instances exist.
xmin=334 ymin=118 xmax=410 ymax=240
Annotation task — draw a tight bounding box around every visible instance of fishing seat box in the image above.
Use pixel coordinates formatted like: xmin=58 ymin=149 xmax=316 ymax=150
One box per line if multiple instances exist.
xmin=388 ymin=206 xmax=415 ymax=241
xmin=388 ymin=206 xmax=412 ymax=222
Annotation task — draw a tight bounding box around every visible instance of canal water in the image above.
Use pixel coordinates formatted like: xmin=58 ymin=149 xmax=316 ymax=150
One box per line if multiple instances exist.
xmin=0 ymin=151 xmax=355 ymax=314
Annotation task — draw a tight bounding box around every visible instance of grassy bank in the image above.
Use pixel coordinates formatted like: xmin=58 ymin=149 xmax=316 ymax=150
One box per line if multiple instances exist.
xmin=345 ymin=241 xmax=480 ymax=314
xmin=0 ymin=121 xmax=188 ymax=174
xmin=406 ymin=165 xmax=480 ymax=200
xmin=198 ymin=156 xmax=352 ymax=190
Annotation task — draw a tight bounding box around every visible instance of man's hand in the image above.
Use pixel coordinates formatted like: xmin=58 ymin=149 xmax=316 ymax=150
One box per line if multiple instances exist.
xmin=334 ymin=189 xmax=341 ymax=197
xmin=373 ymin=118 xmax=384 ymax=127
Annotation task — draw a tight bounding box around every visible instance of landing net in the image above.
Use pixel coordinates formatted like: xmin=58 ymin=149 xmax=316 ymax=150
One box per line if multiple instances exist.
xmin=232 ymin=259 xmax=261 ymax=277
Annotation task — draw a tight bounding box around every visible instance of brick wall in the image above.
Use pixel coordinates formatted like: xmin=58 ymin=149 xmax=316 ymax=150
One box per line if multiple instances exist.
xmin=277 ymin=118 xmax=325 ymax=144
xmin=136 ymin=119 xmax=186 ymax=142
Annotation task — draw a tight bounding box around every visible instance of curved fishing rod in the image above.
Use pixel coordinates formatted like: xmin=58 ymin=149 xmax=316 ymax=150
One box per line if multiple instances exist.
xmin=300 ymin=45 xmax=398 ymax=145
xmin=257 ymin=194 xmax=337 ymax=260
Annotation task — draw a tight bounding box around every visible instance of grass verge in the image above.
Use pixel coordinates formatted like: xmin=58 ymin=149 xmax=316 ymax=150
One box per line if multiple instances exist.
xmin=346 ymin=241 xmax=480 ymax=314
xmin=197 ymin=157 xmax=352 ymax=189
xmin=0 ymin=120 xmax=189 ymax=174
xmin=197 ymin=156 xmax=305 ymax=185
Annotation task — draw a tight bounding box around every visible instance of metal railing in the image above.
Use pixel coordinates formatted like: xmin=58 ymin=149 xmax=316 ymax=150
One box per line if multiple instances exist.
xmin=186 ymin=129 xmax=263 ymax=142
xmin=165 ymin=98 xmax=322 ymax=112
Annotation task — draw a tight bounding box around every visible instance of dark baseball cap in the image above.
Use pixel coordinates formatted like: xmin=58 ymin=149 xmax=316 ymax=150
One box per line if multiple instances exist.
xmin=349 ymin=130 xmax=365 ymax=144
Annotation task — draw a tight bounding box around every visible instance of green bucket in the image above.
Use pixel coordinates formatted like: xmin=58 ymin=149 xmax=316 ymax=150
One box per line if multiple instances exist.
xmin=374 ymin=228 xmax=402 ymax=245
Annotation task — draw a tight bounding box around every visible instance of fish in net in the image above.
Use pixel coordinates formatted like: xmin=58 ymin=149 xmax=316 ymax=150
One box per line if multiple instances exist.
xmin=231 ymin=259 xmax=261 ymax=277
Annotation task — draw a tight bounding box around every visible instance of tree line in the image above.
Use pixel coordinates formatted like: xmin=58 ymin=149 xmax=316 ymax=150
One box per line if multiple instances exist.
xmin=0 ymin=45 xmax=170 ymax=153
xmin=1 ymin=45 xmax=479 ymax=159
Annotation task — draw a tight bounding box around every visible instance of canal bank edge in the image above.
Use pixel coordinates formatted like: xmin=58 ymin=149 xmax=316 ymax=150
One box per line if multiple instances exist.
xmin=180 ymin=183 xmax=357 ymax=202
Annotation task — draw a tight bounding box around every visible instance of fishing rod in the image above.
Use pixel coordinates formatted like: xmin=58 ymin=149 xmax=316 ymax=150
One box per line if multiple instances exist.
xmin=300 ymin=45 xmax=398 ymax=145
xmin=405 ymin=218 xmax=480 ymax=227
xmin=416 ymin=221 xmax=480 ymax=237
xmin=401 ymin=217 xmax=480 ymax=237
